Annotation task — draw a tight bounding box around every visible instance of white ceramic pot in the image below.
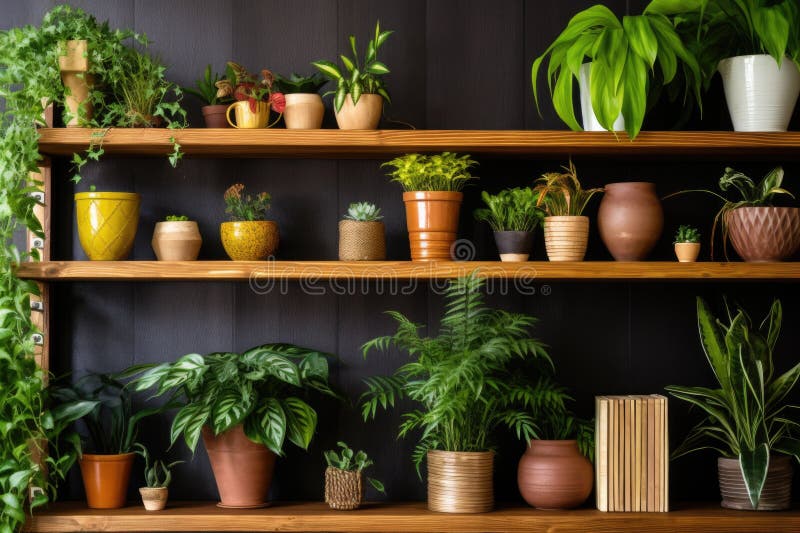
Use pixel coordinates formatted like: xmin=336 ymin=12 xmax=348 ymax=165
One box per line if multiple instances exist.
xmin=718 ymin=54 xmax=800 ymax=132
xmin=284 ymin=93 xmax=324 ymax=129
xmin=579 ymin=63 xmax=624 ymax=132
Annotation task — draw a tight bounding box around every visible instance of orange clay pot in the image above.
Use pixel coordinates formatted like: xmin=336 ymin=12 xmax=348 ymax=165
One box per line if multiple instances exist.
xmin=79 ymin=452 xmax=135 ymax=509
xmin=403 ymin=191 xmax=463 ymax=261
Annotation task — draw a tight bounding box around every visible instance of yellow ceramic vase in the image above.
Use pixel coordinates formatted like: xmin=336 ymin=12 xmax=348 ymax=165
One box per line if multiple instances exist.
xmin=226 ymin=101 xmax=273 ymax=129
xmin=75 ymin=192 xmax=140 ymax=260
xmin=220 ymin=221 xmax=279 ymax=260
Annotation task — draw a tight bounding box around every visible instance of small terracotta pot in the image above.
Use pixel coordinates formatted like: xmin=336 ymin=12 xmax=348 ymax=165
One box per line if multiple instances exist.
xmin=324 ymin=467 xmax=364 ymax=510
xmin=517 ymin=440 xmax=593 ymax=510
xmin=718 ymin=455 xmax=793 ymax=511
xmin=493 ymin=231 xmax=533 ymax=262
xmin=339 ymin=220 xmax=386 ymax=260
xmin=202 ymin=425 xmax=277 ymax=508
xmin=403 ymin=191 xmax=463 ymax=261
xmin=598 ymin=182 xmax=663 ymax=261
xmin=202 ymin=105 xmax=230 ymax=128
xmin=58 ymin=39 xmax=93 ymax=127
xmin=674 ymin=242 xmax=701 ymax=262
xmin=139 ymin=487 xmax=168 ymax=511
xmin=427 ymin=450 xmax=494 ymax=513
xmin=152 ymin=221 xmax=202 ymax=260
xmin=725 ymin=207 xmax=800 ymax=262
xmin=284 ymin=93 xmax=325 ymax=129
xmin=543 ymin=216 xmax=589 ymax=261
xmin=335 ymin=94 xmax=382 ymax=130
xmin=79 ymin=452 xmax=135 ymax=509
xmin=220 ymin=221 xmax=279 ymax=261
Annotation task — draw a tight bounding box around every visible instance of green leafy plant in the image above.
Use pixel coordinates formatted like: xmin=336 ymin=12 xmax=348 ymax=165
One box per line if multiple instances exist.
xmin=382 ymin=153 xmax=478 ymax=192
xmin=224 ymin=183 xmax=272 ymax=222
xmin=273 ymin=73 xmax=328 ymax=94
xmin=125 ymin=344 xmax=337 ymax=455
xmin=215 ymin=62 xmax=285 ymax=114
xmin=165 ymin=215 xmax=189 ymax=222
xmin=134 ymin=444 xmax=182 ymax=488
xmin=474 ymin=188 xmax=544 ymax=232
xmin=531 ymin=4 xmax=702 ymax=139
xmin=533 ymin=160 xmax=603 ymax=217
xmin=312 ymin=21 xmax=392 ymax=112
xmin=674 ymin=225 xmax=701 ymax=243
xmin=360 ymin=274 xmax=570 ymax=473
xmin=344 ymin=202 xmax=383 ymax=222
xmin=539 ymin=411 xmax=595 ymax=461
xmin=183 ymin=65 xmax=232 ymax=106
xmin=666 ymin=297 xmax=800 ymax=509
xmin=324 ymin=442 xmax=385 ymax=493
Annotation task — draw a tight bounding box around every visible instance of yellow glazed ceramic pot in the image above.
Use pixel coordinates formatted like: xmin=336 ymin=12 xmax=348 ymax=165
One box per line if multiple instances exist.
xmin=75 ymin=192 xmax=140 ymax=260
xmin=220 ymin=221 xmax=279 ymax=260
xmin=226 ymin=101 xmax=280 ymax=129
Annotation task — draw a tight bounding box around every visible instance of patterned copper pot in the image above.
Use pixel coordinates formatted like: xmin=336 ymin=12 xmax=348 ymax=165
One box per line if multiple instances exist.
xmin=718 ymin=455 xmax=792 ymax=511
xmin=725 ymin=207 xmax=800 ymax=262
xmin=598 ymin=182 xmax=663 ymax=261
xmin=517 ymin=440 xmax=593 ymax=509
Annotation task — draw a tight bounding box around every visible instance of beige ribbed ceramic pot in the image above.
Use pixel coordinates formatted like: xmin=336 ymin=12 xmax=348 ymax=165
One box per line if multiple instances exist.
xmin=427 ymin=450 xmax=494 ymax=513
xmin=543 ymin=216 xmax=589 ymax=261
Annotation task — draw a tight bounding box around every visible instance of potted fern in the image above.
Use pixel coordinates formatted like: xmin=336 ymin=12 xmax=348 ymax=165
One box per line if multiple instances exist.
xmin=221 ymin=183 xmax=278 ymax=261
xmin=135 ymin=444 xmax=182 ymax=511
xmin=274 ymin=73 xmax=328 ymax=129
xmin=184 ymin=64 xmax=234 ymax=127
xmin=673 ymin=225 xmax=701 ymax=262
xmin=474 ymin=188 xmax=544 ymax=262
xmin=339 ymin=202 xmax=386 ymax=261
xmin=323 ymin=442 xmax=385 ymax=510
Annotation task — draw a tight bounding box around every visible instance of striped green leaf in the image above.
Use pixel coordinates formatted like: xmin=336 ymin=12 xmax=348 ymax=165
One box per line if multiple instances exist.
xmin=258 ymin=399 xmax=286 ymax=455
xmin=283 ymin=397 xmax=317 ymax=449
xmin=311 ymin=60 xmax=342 ymax=80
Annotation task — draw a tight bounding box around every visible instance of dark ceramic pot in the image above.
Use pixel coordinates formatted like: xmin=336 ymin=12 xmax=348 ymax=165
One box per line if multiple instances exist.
xmin=718 ymin=455 xmax=792 ymax=511
xmin=493 ymin=230 xmax=533 ymax=262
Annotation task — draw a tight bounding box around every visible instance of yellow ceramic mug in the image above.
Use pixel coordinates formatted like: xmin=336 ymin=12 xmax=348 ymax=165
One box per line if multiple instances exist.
xmin=226 ymin=100 xmax=281 ymax=128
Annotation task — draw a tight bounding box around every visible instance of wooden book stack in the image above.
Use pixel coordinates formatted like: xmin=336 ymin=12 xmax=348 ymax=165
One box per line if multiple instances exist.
xmin=595 ymin=395 xmax=669 ymax=512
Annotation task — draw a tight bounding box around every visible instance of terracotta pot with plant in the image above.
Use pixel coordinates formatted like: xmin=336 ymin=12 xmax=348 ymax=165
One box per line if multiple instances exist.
xmin=217 ymin=62 xmax=285 ymax=129
xmin=383 ymin=153 xmax=478 ymax=261
xmin=135 ymin=444 xmax=182 ymax=511
xmin=184 ymin=65 xmax=234 ymax=128
xmin=475 ymin=188 xmax=544 ymax=262
xmin=339 ymin=202 xmax=386 ymax=261
xmin=75 ymin=188 xmax=141 ymax=261
xmin=667 ymin=297 xmax=800 ymax=511
xmin=323 ymin=442 xmax=385 ymax=510
xmin=674 ymin=225 xmax=701 ymax=262
xmin=152 ymin=214 xmax=202 ymax=261
xmin=220 ymin=183 xmax=279 ymax=261
xmin=274 ymin=73 xmax=328 ymax=129
xmin=362 ymin=274 xmax=569 ymax=513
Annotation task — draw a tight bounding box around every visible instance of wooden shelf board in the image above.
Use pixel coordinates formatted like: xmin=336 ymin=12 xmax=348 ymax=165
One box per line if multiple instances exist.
xmin=36 ymin=129 xmax=800 ymax=158
xmin=15 ymin=261 xmax=800 ymax=281
xmin=23 ymin=501 xmax=800 ymax=532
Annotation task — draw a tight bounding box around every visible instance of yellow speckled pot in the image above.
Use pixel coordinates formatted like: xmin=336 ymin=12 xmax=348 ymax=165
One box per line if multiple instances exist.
xmin=75 ymin=192 xmax=140 ymax=261
xmin=220 ymin=221 xmax=279 ymax=260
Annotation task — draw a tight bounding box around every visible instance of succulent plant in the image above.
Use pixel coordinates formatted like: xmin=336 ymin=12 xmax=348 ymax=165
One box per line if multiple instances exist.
xmin=344 ymin=202 xmax=383 ymax=222
xmin=674 ymin=225 xmax=700 ymax=244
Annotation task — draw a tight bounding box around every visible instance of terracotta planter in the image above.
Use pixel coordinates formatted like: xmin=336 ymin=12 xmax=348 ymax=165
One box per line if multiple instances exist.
xmin=543 ymin=216 xmax=589 ymax=261
xmin=718 ymin=455 xmax=793 ymax=511
xmin=79 ymin=452 xmax=135 ymax=509
xmin=674 ymin=242 xmax=701 ymax=262
xmin=493 ymin=231 xmax=533 ymax=262
xmin=75 ymin=192 xmax=140 ymax=261
xmin=338 ymin=220 xmax=386 ymax=260
xmin=517 ymin=440 xmax=593 ymax=510
xmin=226 ymin=100 xmax=275 ymax=129
xmin=598 ymin=182 xmax=663 ymax=261
xmin=139 ymin=487 xmax=168 ymax=511
xmin=202 ymin=425 xmax=277 ymax=508
xmin=58 ymin=39 xmax=93 ymax=127
xmin=284 ymin=93 xmax=325 ymax=129
xmin=152 ymin=221 xmax=202 ymax=260
xmin=202 ymin=105 xmax=230 ymax=128
xmin=403 ymin=191 xmax=463 ymax=261
xmin=427 ymin=450 xmax=494 ymax=513
xmin=324 ymin=467 xmax=363 ymax=510
xmin=725 ymin=207 xmax=800 ymax=262
xmin=335 ymin=94 xmax=382 ymax=130
xmin=220 ymin=221 xmax=279 ymax=261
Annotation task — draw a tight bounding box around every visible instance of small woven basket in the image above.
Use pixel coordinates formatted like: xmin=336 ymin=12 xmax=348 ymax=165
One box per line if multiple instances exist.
xmin=324 ymin=466 xmax=363 ymax=510
xmin=338 ymin=220 xmax=386 ymax=261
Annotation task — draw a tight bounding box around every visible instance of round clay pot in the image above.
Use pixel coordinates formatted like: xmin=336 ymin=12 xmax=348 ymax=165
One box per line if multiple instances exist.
xmin=220 ymin=221 xmax=279 ymax=261
xmin=324 ymin=467 xmax=364 ymax=510
xmin=139 ymin=486 xmax=168 ymax=511
xmin=427 ymin=450 xmax=494 ymax=513
xmin=75 ymin=192 xmax=140 ymax=261
xmin=674 ymin=242 xmax=701 ymax=262
xmin=338 ymin=220 xmax=386 ymax=260
xmin=202 ymin=425 xmax=277 ymax=508
xmin=79 ymin=452 xmax=135 ymax=509
xmin=202 ymin=105 xmax=230 ymax=128
xmin=493 ymin=231 xmax=533 ymax=262
xmin=725 ymin=207 xmax=800 ymax=262
xmin=598 ymin=182 xmax=663 ymax=261
xmin=517 ymin=440 xmax=593 ymax=510
xmin=58 ymin=39 xmax=94 ymax=127
xmin=543 ymin=216 xmax=589 ymax=261
xmin=403 ymin=191 xmax=463 ymax=261
xmin=335 ymin=94 xmax=382 ymax=130
xmin=152 ymin=221 xmax=202 ymax=260
xmin=718 ymin=455 xmax=793 ymax=511
xmin=284 ymin=93 xmax=325 ymax=129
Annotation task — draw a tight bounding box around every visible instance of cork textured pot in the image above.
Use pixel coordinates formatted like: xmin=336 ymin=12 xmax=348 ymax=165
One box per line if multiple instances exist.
xmin=324 ymin=467 xmax=364 ymax=510
xmin=674 ymin=242 xmax=701 ymax=262
xmin=427 ymin=450 xmax=494 ymax=513
xmin=718 ymin=455 xmax=792 ymax=511
xmin=75 ymin=192 xmax=140 ymax=260
xmin=335 ymin=94 xmax=382 ymax=130
xmin=598 ymin=182 xmax=663 ymax=261
xmin=220 ymin=221 xmax=279 ymax=261
xmin=543 ymin=216 xmax=589 ymax=261
xmin=79 ymin=452 xmax=135 ymax=509
xmin=152 ymin=221 xmax=202 ymax=261
xmin=517 ymin=440 xmax=593 ymax=509
xmin=139 ymin=487 xmax=168 ymax=511
xmin=725 ymin=207 xmax=800 ymax=262
xmin=338 ymin=220 xmax=386 ymax=260
xmin=493 ymin=231 xmax=533 ymax=262
xmin=403 ymin=191 xmax=463 ymax=261
xmin=201 ymin=105 xmax=230 ymax=128
xmin=284 ymin=93 xmax=325 ymax=129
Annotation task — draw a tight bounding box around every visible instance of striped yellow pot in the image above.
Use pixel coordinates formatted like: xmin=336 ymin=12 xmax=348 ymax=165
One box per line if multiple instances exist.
xmin=543 ymin=216 xmax=589 ymax=262
xmin=75 ymin=192 xmax=140 ymax=260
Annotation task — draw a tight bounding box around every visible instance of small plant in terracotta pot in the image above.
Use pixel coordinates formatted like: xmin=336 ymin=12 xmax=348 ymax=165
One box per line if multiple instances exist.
xmin=220 ymin=184 xmax=279 ymax=261
xmin=323 ymin=442 xmax=385 ymax=510
xmin=216 ymin=62 xmax=285 ymax=128
xmin=339 ymin=202 xmax=386 ymax=261
xmin=152 ymin=214 xmax=203 ymax=261
xmin=475 ymin=188 xmax=544 ymax=262
xmin=673 ymin=225 xmax=701 ymax=263
xmin=274 ymin=73 xmax=328 ymax=129
xmin=184 ymin=65 xmax=234 ymax=128
xmin=135 ymin=444 xmax=182 ymax=511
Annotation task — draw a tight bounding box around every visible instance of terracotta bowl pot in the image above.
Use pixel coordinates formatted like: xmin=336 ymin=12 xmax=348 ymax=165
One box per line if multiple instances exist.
xmin=517 ymin=440 xmax=593 ymax=509
xmin=674 ymin=242 xmax=701 ymax=262
xmin=202 ymin=105 xmax=230 ymax=128
xmin=725 ymin=207 xmax=800 ymax=262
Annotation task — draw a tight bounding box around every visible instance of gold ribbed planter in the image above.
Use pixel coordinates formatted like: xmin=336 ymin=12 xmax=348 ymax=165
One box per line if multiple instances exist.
xmin=324 ymin=467 xmax=363 ymax=510
xmin=543 ymin=216 xmax=589 ymax=261
xmin=427 ymin=450 xmax=494 ymax=513
xmin=338 ymin=220 xmax=386 ymax=260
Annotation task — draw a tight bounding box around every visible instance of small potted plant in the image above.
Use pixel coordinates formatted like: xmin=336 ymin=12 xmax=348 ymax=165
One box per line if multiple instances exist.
xmin=220 ymin=183 xmax=278 ymax=261
xmin=75 ymin=185 xmax=141 ymax=261
xmin=151 ymin=214 xmax=203 ymax=261
xmin=273 ymin=73 xmax=328 ymax=129
xmin=184 ymin=64 xmax=234 ymax=127
xmin=135 ymin=444 xmax=182 ymax=511
xmin=474 ymin=188 xmax=544 ymax=262
xmin=216 ymin=62 xmax=285 ymax=128
xmin=313 ymin=21 xmax=392 ymax=130
xmin=383 ymin=153 xmax=478 ymax=261
xmin=673 ymin=225 xmax=701 ymax=262
xmin=323 ymin=442 xmax=385 ymax=510
xmin=339 ymin=202 xmax=386 ymax=261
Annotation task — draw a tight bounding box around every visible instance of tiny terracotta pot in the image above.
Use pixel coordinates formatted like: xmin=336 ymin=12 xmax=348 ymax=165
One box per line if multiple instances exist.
xmin=202 ymin=105 xmax=230 ymax=128
xmin=718 ymin=455 xmax=793 ymax=511
xmin=598 ymin=182 xmax=663 ymax=261
xmin=220 ymin=221 xmax=279 ymax=261
xmin=139 ymin=487 xmax=168 ymax=511
xmin=543 ymin=216 xmax=589 ymax=261
xmin=725 ymin=207 xmax=800 ymax=262
xmin=152 ymin=221 xmax=202 ymax=260
xmin=674 ymin=242 xmax=701 ymax=262
xmin=325 ymin=467 xmax=364 ymax=510
xmin=58 ymin=39 xmax=93 ymax=127
xmin=335 ymin=94 xmax=382 ymax=130
xmin=338 ymin=220 xmax=386 ymax=260
xmin=284 ymin=93 xmax=325 ymax=129
xmin=427 ymin=450 xmax=494 ymax=513
xmin=79 ymin=452 xmax=135 ymax=509
xmin=517 ymin=440 xmax=593 ymax=510
xmin=403 ymin=191 xmax=463 ymax=261
xmin=493 ymin=231 xmax=533 ymax=262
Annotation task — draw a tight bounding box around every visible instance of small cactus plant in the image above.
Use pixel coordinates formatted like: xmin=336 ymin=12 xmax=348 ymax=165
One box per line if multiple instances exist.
xmin=344 ymin=202 xmax=383 ymax=222
xmin=674 ymin=225 xmax=700 ymax=244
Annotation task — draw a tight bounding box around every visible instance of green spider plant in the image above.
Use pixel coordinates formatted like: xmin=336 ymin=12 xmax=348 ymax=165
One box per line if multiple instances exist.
xmin=532 ymin=160 xmax=603 ymax=217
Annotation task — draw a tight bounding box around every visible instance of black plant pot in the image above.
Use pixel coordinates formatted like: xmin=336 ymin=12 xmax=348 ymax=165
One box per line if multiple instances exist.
xmin=493 ymin=231 xmax=533 ymax=262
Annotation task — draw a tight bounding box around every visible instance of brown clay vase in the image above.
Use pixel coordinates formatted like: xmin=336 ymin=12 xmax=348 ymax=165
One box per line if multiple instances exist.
xmin=202 ymin=105 xmax=230 ymax=128
xmin=403 ymin=191 xmax=463 ymax=261
xmin=718 ymin=455 xmax=793 ymax=511
xmin=79 ymin=452 xmax=135 ymax=509
xmin=598 ymin=182 xmax=663 ymax=261
xmin=202 ymin=425 xmax=277 ymax=508
xmin=517 ymin=440 xmax=593 ymax=509
xmin=427 ymin=450 xmax=494 ymax=513
xmin=725 ymin=207 xmax=800 ymax=262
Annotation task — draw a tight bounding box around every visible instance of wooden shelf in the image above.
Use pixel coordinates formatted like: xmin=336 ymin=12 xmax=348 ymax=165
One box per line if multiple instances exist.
xmin=23 ymin=501 xmax=800 ymax=532
xmin=36 ymin=129 xmax=800 ymax=158
xmin=15 ymin=260 xmax=800 ymax=281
